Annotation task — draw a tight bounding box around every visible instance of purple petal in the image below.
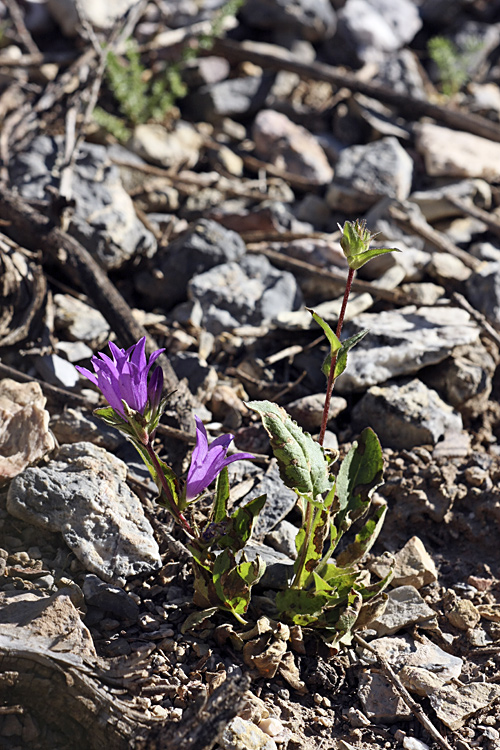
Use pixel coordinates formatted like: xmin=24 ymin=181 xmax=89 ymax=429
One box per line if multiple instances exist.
xmin=221 ymin=451 xmax=255 ymax=467
xmin=129 ymin=337 xmax=147 ymax=371
xmin=75 ymin=365 xmax=98 ymax=386
xmin=148 ymin=367 xmax=163 ymax=412
xmin=96 ymin=371 xmax=126 ymax=416
xmin=209 ymin=433 xmax=234 ymax=451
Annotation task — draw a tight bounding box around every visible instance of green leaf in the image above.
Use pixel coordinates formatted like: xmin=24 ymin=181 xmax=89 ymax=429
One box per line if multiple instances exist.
xmin=247 ymin=400 xmax=331 ymax=497
xmin=335 ymin=427 xmax=384 ymax=532
xmin=213 ymin=466 xmax=230 ymax=523
xmin=336 ymin=503 xmax=387 ymax=567
xmin=308 ymin=308 xmax=341 ymax=354
xmin=181 ymin=607 xmax=218 ymax=634
xmin=348 ymin=247 xmax=400 ymax=271
xmin=293 ymin=506 xmax=330 ymax=588
xmin=133 ymin=443 xmax=180 ymax=508
xmin=218 ymin=494 xmax=266 ymax=552
xmin=333 ymin=330 xmax=369 ymax=380
xmin=213 ymin=550 xmax=265 ymax=620
xmin=276 ymin=588 xmax=331 ymax=625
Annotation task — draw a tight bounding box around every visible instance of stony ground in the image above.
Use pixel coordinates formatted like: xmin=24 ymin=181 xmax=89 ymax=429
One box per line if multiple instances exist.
xmin=1 ymin=1 xmax=500 ymax=749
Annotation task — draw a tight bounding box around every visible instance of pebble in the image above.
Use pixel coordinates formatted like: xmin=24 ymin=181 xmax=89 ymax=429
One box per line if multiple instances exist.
xmin=241 ymin=0 xmax=336 ymax=42
xmin=54 ymin=294 xmax=110 ymax=346
xmin=358 ymin=670 xmax=412 ymax=722
xmin=430 ymin=682 xmax=500 ymax=731
xmin=466 ymin=262 xmax=500 ymax=329
xmin=221 ymin=717 xmax=277 ymax=750
xmin=47 ymin=0 xmax=137 ymax=35
xmin=284 ymin=393 xmax=347 ymax=432
xmin=265 ymin=520 xmax=299 ymax=560
xmin=416 ymin=123 xmax=500 ymax=180
xmin=247 ymin=463 xmax=299 ymax=537
xmin=371 ymin=536 xmax=437 ymax=590
xmin=82 ymin=574 xmax=140 ymax=621
xmin=130 ymin=122 xmax=203 ymax=169
xmin=444 ymin=592 xmax=481 ymax=631
xmin=370 ymin=585 xmax=438 ymax=636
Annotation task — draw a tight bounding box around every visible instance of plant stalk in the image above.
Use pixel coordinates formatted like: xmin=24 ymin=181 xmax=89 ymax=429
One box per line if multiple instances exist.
xmin=145 ymin=442 xmax=197 ymax=539
xmin=318 ymin=268 xmax=355 ymax=446
xmin=291 ymin=499 xmax=314 ymax=589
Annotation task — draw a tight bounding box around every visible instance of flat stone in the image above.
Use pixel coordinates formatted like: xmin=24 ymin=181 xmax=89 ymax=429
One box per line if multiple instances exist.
xmin=466 ymin=262 xmax=500 ymax=330
xmin=430 ymin=682 xmax=500 ymax=731
xmin=248 ymin=463 xmax=300 ymax=538
xmin=221 ymin=716 xmax=277 ymax=750
xmin=252 ymin=110 xmax=333 ymax=186
xmin=336 ymin=305 xmax=480 ymax=392
xmin=56 ymin=341 xmax=94 ymax=363
xmin=189 ymin=254 xmax=302 ymax=334
xmin=265 ymin=520 xmax=299 ymax=560
xmin=47 ymin=0 xmax=136 ymax=35
xmin=6 ymin=442 xmax=161 ymax=584
xmin=82 ymin=574 xmax=140 ymax=621
xmin=34 ymin=353 xmax=80 ymax=389
xmin=284 ymin=393 xmax=347 ymax=432
xmin=275 ymin=293 xmax=373 ymax=330
xmin=129 ymin=122 xmax=203 ymax=169
xmin=0 ymin=379 xmax=55 ymax=482
xmin=359 ymin=633 xmax=463 ymax=681
xmin=399 ymin=666 xmax=447 ymax=697
xmin=410 ymin=179 xmax=491 ymax=223
xmin=370 ymin=586 xmax=438 ymax=636
xmin=184 ymin=75 xmax=274 ymax=122
xmin=427 ymin=253 xmax=472 ymax=284
xmin=400 ymin=283 xmax=445 ymax=306
xmin=358 ymin=671 xmax=412 ymax=722
xmin=352 ymin=379 xmax=463 ymax=449
xmin=241 ymin=0 xmax=336 ymax=42
xmin=415 ymin=123 xmax=500 ymax=180
xmin=10 ymin=136 xmax=156 ymax=270
xmin=54 ymin=293 xmax=110 ymax=345
xmin=371 ymin=536 xmax=437 ymax=590
xmin=326 ymin=136 xmax=413 ymax=213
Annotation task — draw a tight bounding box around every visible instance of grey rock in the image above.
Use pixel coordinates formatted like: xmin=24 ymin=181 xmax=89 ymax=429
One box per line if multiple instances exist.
xmin=189 ymin=255 xmax=302 ymax=334
xmin=415 ymin=123 xmax=500 ymax=180
xmin=275 ymin=293 xmax=374 ymax=331
xmin=326 ymin=137 xmax=413 ymax=213
xmin=47 ymin=0 xmax=136 ymax=36
xmin=6 ymin=442 xmax=162 ymax=584
xmin=410 ymin=179 xmax=492 ymax=223
xmin=34 ymin=353 xmax=79 ymax=389
xmin=430 ymin=682 xmax=500 ymax=731
xmin=55 ymin=341 xmax=94 ymax=363
xmin=252 ymin=109 xmax=333 ymax=186
xmin=50 ymin=408 xmax=125 ymax=452
xmin=221 ymin=717 xmax=277 ymax=750
xmin=265 ymin=520 xmax=299 ymax=560
xmin=241 ymin=0 xmax=336 ymax=42
xmin=10 ymin=136 xmax=156 ymax=270
xmin=374 ymin=49 xmax=427 ymax=99
xmin=370 ymin=586 xmax=438 ymax=636
xmin=358 ymin=633 xmax=463 ymax=680
xmin=400 ymin=283 xmax=445 ymax=306
xmin=184 ymin=75 xmax=274 ymax=122
xmin=332 ymin=0 xmax=422 ymax=66
xmin=170 ymin=352 xmax=218 ymax=402
xmin=244 ymin=542 xmax=293 ymax=590
xmin=82 ymin=574 xmax=140 ymax=621
xmin=245 ymin=462 xmax=299 ymax=538
xmin=352 ymin=379 xmax=463 ymax=449
xmin=335 ymin=305 xmax=480 ymax=393
xmin=284 ymin=393 xmax=347 ymax=432
xmin=135 ymin=219 xmax=246 ymax=309
xmin=129 ymin=122 xmax=203 ymax=170
xmin=358 ymin=671 xmax=412 ymax=722
xmin=470 ymin=242 xmax=500 ymax=264
xmin=466 ymin=262 xmax=500 ymax=329
xmin=54 ymin=293 xmax=111 ymax=345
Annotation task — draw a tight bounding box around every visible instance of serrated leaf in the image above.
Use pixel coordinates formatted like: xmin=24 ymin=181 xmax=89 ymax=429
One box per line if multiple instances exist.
xmin=333 ymin=329 xmax=369 ymax=380
xmin=336 ymin=427 xmax=384 ymax=532
xmin=308 ymin=308 xmax=341 ymax=354
xmin=348 ymin=247 xmax=400 ymax=270
xmin=218 ymin=494 xmax=266 ymax=553
xmin=247 ymin=400 xmax=331 ymax=497
xmin=336 ymin=503 xmax=387 ymax=567
xmin=213 ymin=466 xmax=229 ymax=524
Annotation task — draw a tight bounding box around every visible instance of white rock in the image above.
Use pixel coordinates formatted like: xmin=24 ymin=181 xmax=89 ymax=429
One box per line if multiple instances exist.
xmin=371 ymin=536 xmax=437 ymax=589
xmin=403 ymin=738 xmax=430 ymax=750
xmin=47 ymin=0 xmax=137 ymax=36
xmin=129 ymin=122 xmax=203 ymax=169
xmin=370 ymin=586 xmax=437 ymax=636
xmin=359 ymin=633 xmax=463 ymax=681
xmin=416 ymin=123 xmax=500 ymax=180
xmin=221 ymin=717 xmax=277 ymax=750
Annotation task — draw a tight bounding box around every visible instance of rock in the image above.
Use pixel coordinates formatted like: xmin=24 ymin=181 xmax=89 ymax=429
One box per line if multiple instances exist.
xmin=400 ymin=283 xmax=445 ymax=306
xmin=352 ymin=379 xmax=463 ymax=449
xmin=252 ymin=110 xmax=333 ymax=186
xmin=333 ymin=0 xmax=422 ymax=66
xmin=374 ymin=49 xmax=427 ymax=99
xmin=359 ymin=634 xmax=463 ymax=681
xmin=358 ymin=671 xmax=412 ymax=722
xmin=402 ymin=739 xmax=429 ymax=750
xmin=410 ymin=179 xmax=491 ymax=223
xmin=427 ymin=253 xmax=472 ymax=284
xmin=46 ymin=0 xmax=136 ymax=36
xmin=135 ymin=219 xmax=246 ymax=309
xmin=188 ymin=255 xmax=302 ymax=334
xmin=50 ymin=408 xmax=124 ymax=452
xmin=430 ymin=682 xmax=500 ymax=731
xmin=241 ymin=0 xmax=336 ymax=42
xmin=56 ymin=340 xmax=94 ymax=363
xmin=335 ymin=305 xmax=480 ymax=393
xmin=370 ymin=586 xmax=438 ymax=636
xmin=221 ymin=717 xmax=277 ymax=750
xmin=326 ymin=137 xmax=413 ymax=213
xmin=129 ymin=122 xmax=203 ymax=169
xmin=82 ymin=574 xmax=140 ymax=621
xmin=444 ymin=592 xmax=481 ymax=631
xmin=0 ymin=589 xmax=96 ymax=662
xmin=34 ymin=353 xmax=80 ymax=389
xmin=415 ymin=123 xmax=500 ymax=180
xmin=284 ymin=393 xmax=347 ymax=432
xmin=6 ymin=442 xmax=162 ymax=584
xmin=466 ymin=262 xmax=500 ymax=329
xmin=371 ymin=536 xmax=437 ymax=590
xmin=247 ymin=462 xmax=300 ymax=538
xmin=245 ymin=542 xmax=293 ymax=590
xmin=169 ymin=352 xmax=218 ymax=402
xmin=184 ymin=75 xmax=274 ymax=122
xmin=0 ymin=379 xmax=55 ymax=482
xmin=399 ymin=666 xmax=447 ymax=698
xmin=275 ymin=293 xmax=374 ymax=331
xmin=265 ymin=520 xmax=299 ymax=560
xmin=10 ymin=136 xmax=156 ymax=270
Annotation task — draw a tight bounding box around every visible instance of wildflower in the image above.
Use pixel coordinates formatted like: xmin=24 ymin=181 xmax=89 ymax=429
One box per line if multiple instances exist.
xmin=76 ymin=337 xmax=164 ymax=420
xmin=185 ymin=416 xmax=254 ymax=500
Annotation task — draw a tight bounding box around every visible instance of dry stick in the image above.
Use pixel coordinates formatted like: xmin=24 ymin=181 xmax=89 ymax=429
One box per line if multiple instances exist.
xmin=452 ymin=292 xmax=500 ymax=349
xmin=354 ymin=634 xmax=459 ymax=750
xmin=447 ymin=195 xmax=500 ymax=240
xmin=4 ymin=0 xmax=40 ymax=56
xmin=0 ymin=188 xmax=195 ymax=431
xmin=211 ymin=38 xmax=500 ymax=143
xmin=388 ymin=203 xmax=483 ymax=271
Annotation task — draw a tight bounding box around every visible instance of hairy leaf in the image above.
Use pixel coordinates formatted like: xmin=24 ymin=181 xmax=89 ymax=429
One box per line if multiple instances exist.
xmin=247 ymin=400 xmax=331 ymax=497
xmin=336 ymin=503 xmax=387 ymax=567
xmin=307 ymin=308 xmax=341 ymax=357
xmin=213 ymin=466 xmax=230 ymax=523
xmin=336 ymin=427 xmax=384 ymax=531
xmin=218 ymin=494 xmax=266 ymax=552
xmin=293 ymin=506 xmax=330 ymax=588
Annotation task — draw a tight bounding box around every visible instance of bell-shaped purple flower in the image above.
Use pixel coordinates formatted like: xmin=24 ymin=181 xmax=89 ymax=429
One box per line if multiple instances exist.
xmin=185 ymin=416 xmax=254 ymax=500
xmin=76 ymin=337 xmax=164 ymax=420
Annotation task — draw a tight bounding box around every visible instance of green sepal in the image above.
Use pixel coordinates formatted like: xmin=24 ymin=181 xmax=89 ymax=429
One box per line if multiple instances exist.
xmin=247 ymin=400 xmax=331 ymax=497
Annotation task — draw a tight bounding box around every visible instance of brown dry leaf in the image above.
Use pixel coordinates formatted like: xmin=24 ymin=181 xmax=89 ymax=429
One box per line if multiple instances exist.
xmin=278 ymin=651 xmax=308 ymax=695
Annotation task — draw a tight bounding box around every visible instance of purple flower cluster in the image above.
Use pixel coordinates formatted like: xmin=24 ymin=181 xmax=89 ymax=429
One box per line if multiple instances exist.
xmin=185 ymin=416 xmax=254 ymax=500
xmin=76 ymin=337 xmax=164 ymax=420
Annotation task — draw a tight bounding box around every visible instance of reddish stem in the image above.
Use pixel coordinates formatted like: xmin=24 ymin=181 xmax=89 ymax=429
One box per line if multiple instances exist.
xmin=318 ymin=268 xmax=355 ymax=446
xmin=145 ymin=442 xmax=197 ymax=540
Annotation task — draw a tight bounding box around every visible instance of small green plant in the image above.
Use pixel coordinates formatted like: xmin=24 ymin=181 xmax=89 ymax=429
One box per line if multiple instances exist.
xmin=76 ymin=220 xmax=400 ymax=642
xmin=93 ymin=43 xmax=187 ymax=142
xmin=428 ymin=34 xmax=484 ymax=97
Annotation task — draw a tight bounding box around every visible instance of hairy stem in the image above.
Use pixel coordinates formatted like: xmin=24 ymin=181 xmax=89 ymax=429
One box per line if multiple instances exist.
xmin=145 ymin=443 xmax=197 ymax=539
xmin=318 ymin=267 xmax=355 ymax=446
